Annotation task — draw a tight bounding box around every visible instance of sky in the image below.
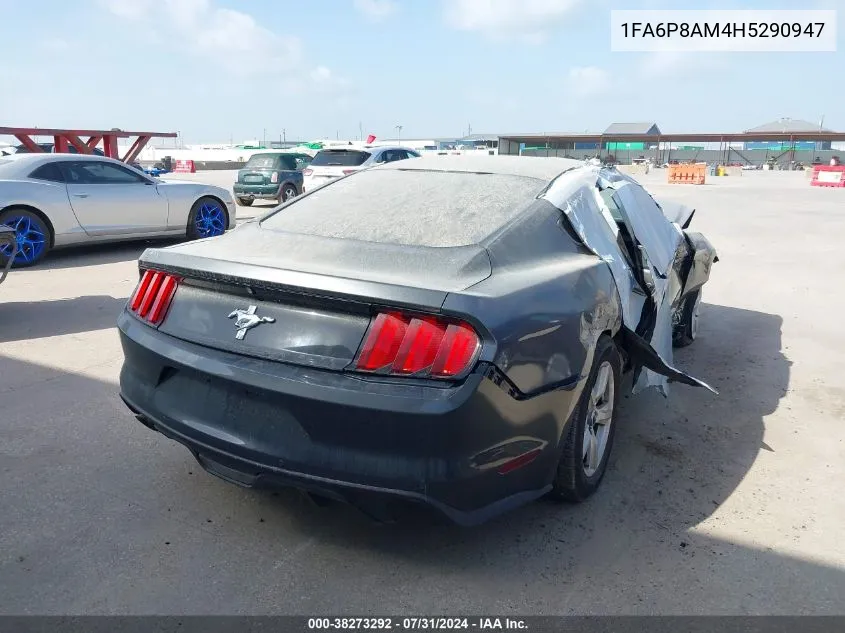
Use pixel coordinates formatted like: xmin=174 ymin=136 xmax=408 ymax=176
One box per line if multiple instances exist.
xmin=0 ymin=0 xmax=843 ymax=143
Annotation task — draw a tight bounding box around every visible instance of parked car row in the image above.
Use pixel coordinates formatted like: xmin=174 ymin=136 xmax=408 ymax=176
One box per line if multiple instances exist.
xmin=233 ymin=145 xmax=421 ymax=206
xmin=0 ymin=154 xmax=235 ymax=267
xmin=0 ymin=144 xmax=423 ymax=268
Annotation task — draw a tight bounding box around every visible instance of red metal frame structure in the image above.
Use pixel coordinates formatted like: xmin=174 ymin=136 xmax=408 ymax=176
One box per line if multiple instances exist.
xmin=0 ymin=127 xmax=178 ymax=164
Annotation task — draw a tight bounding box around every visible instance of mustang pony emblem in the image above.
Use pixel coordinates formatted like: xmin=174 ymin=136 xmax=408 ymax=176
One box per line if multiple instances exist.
xmin=227 ymin=305 xmax=275 ymax=340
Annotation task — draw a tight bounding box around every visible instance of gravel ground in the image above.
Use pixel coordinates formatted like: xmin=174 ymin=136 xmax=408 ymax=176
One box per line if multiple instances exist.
xmin=0 ymin=168 xmax=843 ymax=615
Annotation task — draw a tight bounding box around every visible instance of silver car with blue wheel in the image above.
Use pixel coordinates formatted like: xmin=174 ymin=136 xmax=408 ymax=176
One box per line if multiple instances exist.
xmin=0 ymin=153 xmax=235 ymax=267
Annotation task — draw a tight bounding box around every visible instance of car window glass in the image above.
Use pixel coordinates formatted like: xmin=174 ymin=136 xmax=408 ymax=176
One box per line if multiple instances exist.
xmin=310 ymin=150 xmax=371 ymax=167
xmin=261 ymin=169 xmax=546 ymax=248
xmin=294 ymin=156 xmax=311 ymax=170
xmin=29 ymin=163 xmax=65 ymax=183
xmin=244 ymin=155 xmax=278 ymax=169
xmin=62 ymin=161 xmax=148 ymax=184
xmin=279 ymin=156 xmax=297 ymax=170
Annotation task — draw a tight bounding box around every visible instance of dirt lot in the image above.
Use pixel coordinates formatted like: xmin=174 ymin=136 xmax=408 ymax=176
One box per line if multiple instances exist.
xmin=1 ymin=168 xmax=843 ymax=614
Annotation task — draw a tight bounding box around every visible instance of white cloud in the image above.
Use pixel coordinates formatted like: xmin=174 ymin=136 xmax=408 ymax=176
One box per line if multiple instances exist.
xmin=353 ymin=0 xmax=397 ymax=20
xmin=311 ymin=66 xmax=333 ymax=83
xmin=568 ymin=66 xmax=610 ymax=97
xmin=443 ymin=0 xmax=582 ymax=42
xmin=98 ymin=0 xmax=308 ymax=76
xmin=310 ymin=66 xmax=352 ymax=93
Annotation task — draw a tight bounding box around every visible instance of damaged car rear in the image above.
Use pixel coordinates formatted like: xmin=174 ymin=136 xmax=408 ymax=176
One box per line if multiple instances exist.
xmin=117 ymin=155 xmax=717 ymax=525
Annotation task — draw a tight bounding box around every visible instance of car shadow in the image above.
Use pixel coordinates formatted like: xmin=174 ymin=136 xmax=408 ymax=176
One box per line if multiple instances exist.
xmin=0 ymin=294 xmax=129 ymax=342
xmin=9 ymin=239 xmax=182 ymax=272
xmin=4 ymin=303 xmax=844 ymax=614
xmin=268 ymin=302 xmax=791 ymax=548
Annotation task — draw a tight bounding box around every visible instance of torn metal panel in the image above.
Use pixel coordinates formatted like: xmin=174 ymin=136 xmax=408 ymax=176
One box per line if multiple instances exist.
xmin=633 ymin=283 xmax=675 ymax=396
xmin=541 ymin=165 xmax=714 ymax=397
xmin=609 ymin=182 xmax=685 ymax=278
xmin=540 ymin=181 xmax=645 ymax=330
xmin=681 ymin=231 xmax=719 ymax=297
xmin=659 ymin=201 xmax=696 ymax=229
xmin=619 ymin=327 xmax=718 ymax=394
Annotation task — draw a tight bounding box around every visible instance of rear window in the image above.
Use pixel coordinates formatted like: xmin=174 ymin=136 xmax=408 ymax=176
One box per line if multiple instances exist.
xmin=244 ymin=155 xmax=279 ymax=169
xmin=261 ymin=168 xmax=546 ymax=247
xmin=310 ymin=150 xmax=371 ymax=167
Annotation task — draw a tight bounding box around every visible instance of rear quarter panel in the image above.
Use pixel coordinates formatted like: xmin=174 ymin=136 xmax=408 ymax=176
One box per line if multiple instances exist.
xmin=0 ymin=179 xmax=83 ymax=245
xmin=441 ymin=206 xmax=622 ymax=483
xmin=443 ymin=204 xmax=623 ymax=400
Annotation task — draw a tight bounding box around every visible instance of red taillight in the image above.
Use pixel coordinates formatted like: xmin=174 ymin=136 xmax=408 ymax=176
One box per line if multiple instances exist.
xmin=354 ymin=312 xmax=480 ymax=379
xmin=270 ymin=172 xmax=279 ymax=183
xmin=303 ymin=168 xmax=313 ymax=176
xmin=128 ymin=269 xmax=180 ymax=326
xmin=342 ymin=169 xmax=356 ymax=175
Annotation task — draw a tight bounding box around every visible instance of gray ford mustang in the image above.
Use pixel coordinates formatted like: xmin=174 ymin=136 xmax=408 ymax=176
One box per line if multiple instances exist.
xmin=117 ymin=155 xmax=718 ymax=525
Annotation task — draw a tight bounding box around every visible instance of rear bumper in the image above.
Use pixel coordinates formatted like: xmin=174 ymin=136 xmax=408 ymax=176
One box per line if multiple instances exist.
xmin=301 ymin=176 xmax=340 ymax=193
xmin=233 ymin=183 xmax=281 ymax=198
xmin=117 ymin=311 xmax=577 ymax=525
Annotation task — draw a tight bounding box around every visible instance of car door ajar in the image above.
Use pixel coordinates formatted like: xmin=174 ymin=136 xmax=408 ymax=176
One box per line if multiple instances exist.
xmin=61 ymin=160 xmax=169 ymax=236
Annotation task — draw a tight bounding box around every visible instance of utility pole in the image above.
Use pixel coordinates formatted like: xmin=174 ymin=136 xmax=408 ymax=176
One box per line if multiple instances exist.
xmin=283 ymin=129 xmax=286 ymax=145
xmin=396 ymin=125 xmax=403 ymax=143
xmin=359 ymin=121 xmax=363 ymax=141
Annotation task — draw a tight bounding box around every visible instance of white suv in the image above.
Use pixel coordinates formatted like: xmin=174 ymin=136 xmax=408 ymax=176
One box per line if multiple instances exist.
xmin=302 ymin=146 xmax=420 ymax=192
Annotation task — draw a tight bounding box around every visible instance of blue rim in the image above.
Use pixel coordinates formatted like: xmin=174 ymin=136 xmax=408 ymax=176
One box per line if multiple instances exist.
xmin=1 ymin=215 xmax=48 ymax=264
xmin=195 ymin=200 xmax=227 ymax=238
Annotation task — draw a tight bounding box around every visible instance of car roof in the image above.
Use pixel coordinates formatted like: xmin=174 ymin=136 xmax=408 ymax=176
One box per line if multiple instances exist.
xmin=379 ymin=155 xmax=585 ymax=180
xmin=315 ymin=145 xmax=413 ymax=153
xmin=0 ymin=152 xmax=147 ymax=178
xmin=249 ymin=151 xmax=309 ymax=157
xmin=4 ymin=152 xmax=114 ymax=164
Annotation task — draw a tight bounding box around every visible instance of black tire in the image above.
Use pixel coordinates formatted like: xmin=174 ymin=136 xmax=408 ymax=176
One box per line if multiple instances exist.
xmin=236 ymin=197 xmax=253 ymax=207
xmin=186 ymin=197 xmax=230 ymax=241
xmin=549 ymin=335 xmax=622 ymax=503
xmin=279 ymin=183 xmax=298 ymax=203
xmin=0 ymin=207 xmax=52 ymax=268
xmin=672 ymin=289 xmax=701 ymax=348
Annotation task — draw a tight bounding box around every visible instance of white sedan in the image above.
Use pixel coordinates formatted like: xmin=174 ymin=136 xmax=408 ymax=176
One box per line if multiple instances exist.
xmin=0 ymin=153 xmax=235 ymax=267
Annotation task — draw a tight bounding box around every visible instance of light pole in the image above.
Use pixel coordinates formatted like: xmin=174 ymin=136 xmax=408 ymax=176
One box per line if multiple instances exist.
xmin=262 ymin=128 xmax=266 ymax=147
xmin=395 ymin=125 xmax=403 ymax=143
xmin=282 ymin=129 xmax=286 ymax=146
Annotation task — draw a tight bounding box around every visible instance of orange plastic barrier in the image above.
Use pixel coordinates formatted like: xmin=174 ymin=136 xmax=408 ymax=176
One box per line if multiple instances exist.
xmin=173 ymin=159 xmax=196 ymax=173
xmin=668 ymin=163 xmax=706 ymax=185
xmin=810 ymin=165 xmax=845 ymax=187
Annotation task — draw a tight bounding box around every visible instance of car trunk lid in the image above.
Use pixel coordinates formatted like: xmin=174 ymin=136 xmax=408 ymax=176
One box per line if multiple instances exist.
xmin=137 ymin=222 xmax=492 ymax=370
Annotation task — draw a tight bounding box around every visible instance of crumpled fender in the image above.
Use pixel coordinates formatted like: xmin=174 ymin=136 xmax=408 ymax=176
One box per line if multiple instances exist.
xmin=619 ymin=326 xmax=718 ymax=394
xmin=681 ymin=231 xmax=719 ymax=299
